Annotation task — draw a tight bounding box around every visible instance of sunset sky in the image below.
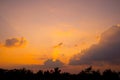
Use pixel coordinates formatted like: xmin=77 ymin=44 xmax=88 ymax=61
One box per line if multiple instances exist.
xmin=0 ymin=0 xmax=120 ymax=73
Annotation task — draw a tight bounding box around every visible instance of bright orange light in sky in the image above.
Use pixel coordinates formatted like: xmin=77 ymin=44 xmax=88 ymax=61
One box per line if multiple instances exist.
xmin=52 ymin=42 xmax=63 ymax=61
xmin=52 ymin=48 xmax=59 ymax=61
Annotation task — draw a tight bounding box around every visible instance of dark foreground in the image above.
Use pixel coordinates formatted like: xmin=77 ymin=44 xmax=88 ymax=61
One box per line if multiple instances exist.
xmin=0 ymin=67 xmax=120 ymax=80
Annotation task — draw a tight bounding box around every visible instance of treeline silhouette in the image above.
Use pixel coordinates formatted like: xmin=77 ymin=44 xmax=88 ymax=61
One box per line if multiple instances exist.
xmin=0 ymin=66 xmax=120 ymax=80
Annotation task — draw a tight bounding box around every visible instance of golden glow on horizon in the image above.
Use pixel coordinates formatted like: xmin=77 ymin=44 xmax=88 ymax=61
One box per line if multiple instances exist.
xmin=0 ymin=33 xmax=99 ymax=66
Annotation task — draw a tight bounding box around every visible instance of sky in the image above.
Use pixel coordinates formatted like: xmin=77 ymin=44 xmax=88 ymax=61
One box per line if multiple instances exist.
xmin=0 ymin=0 xmax=120 ymax=73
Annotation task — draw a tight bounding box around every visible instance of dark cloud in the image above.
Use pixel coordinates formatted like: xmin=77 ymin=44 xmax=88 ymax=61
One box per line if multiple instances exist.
xmin=44 ymin=59 xmax=64 ymax=68
xmin=69 ymin=25 xmax=120 ymax=65
xmin=54 ymin=42 xmax=63 ymax=48
xmin=4 ymin=37 xmax=26 ymax=47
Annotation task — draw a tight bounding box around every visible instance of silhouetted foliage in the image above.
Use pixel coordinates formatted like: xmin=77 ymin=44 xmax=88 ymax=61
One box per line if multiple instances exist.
xmin=0 ymin=67 xmax=119 ymax=80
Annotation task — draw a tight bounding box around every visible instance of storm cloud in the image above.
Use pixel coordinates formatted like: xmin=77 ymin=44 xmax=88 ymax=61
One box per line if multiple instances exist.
xmin=69 ymin=25 xmax=120 ymax=65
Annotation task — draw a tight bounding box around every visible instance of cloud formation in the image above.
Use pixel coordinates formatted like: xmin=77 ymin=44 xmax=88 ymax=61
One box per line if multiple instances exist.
xmin=53 ymin=42 xmax=63 ymax=48
xmin=44 ymin=59 xmax=64 ymax=68
xmin=69 ymin=25 xmax=120 ymax=65
xmin=4 ymin=37 xmax=26 ymax=47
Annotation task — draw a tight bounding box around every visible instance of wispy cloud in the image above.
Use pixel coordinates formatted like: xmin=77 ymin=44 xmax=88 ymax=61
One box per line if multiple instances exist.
xmin=53 ymin=42 xmax=63 ymax=48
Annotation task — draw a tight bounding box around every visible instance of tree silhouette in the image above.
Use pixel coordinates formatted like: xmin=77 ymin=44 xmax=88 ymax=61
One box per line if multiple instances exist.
xmin=0 ymin=67 xmax=119 ymax=80
xmin=102 ymin=69 xmax=120 ymax=80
